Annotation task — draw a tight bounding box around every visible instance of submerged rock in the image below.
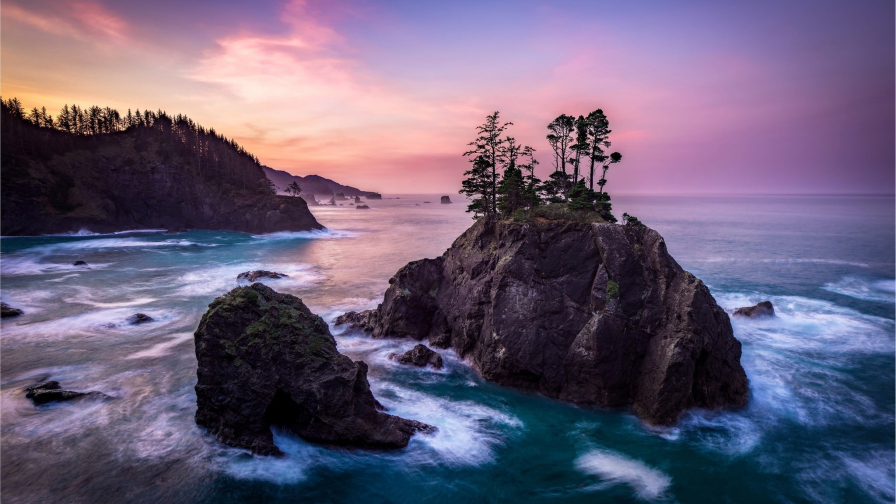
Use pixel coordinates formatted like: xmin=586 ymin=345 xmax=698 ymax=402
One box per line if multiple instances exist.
xmin=1 ymin=302 xmax=24 ymax=318
xmin=25 ymin=381 xmax=112 ymax=405
xmin=733 ymin=301 xmax=775 ymax=318
xmin=337 ymin=218 xmax=748 ymax=425
xmin=237 ymin=270 xmax=288 ymax=282
xmin=389 ymin=344 xmax=443 ymax=369
xmin=440 ymin=196 xmax=452 ymax=204
xmin=128 ymin=313 xmax=154 ymax=324
xmin=193 ymin=283 xmax=433 ymax=456
xmin=73 ymin=260 xmax=89 ymax=266
xmin=356 ymin=205 xmax=370 ymax=210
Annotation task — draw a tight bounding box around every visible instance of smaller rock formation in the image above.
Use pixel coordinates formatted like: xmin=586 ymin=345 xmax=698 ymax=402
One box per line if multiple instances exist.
xmin=389 ymin=344 xmax=443 ymax=369
xmin=334 ymin=192 xmax=348 ymax=201
xmin=366 ymin=193 xmax=382 ymax=200
xmin=357 ymin=205 xmax=370 ymax=210
xmin=237 ymin=270 xmax=288 ymax=282
xmin=440 ymin=196 xmax=452 ymax=204
xmin=424 ymin=201 xmax=431 ymax=204
xmin=733 ymin=301 xmax=775 ymax=319
xmin=300 ymin=193 xmax=319 ymax=206
xmin=25 ymin=381 xmax=112 ymax=405
xmin=326 ymin=196 xmax=337 ymax=206
xmin=194 ymin=284 xmax=433 ymax=456
xmin=1 ymin=302 xmax=24 ymax=318
xmin=128 ymin=313 xmax=154 ymax=325
xmin=73 ymin=260 xmax=89 ymax=266
xmin=354 ymin=196 xmax=362 ymax=203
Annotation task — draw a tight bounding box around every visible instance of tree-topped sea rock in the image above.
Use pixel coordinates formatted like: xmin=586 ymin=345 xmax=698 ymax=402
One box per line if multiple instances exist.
xmin=337 ymin=217 xmax=749 ymax=425
xmin=193 ymin=283 xmax=433 ymax=456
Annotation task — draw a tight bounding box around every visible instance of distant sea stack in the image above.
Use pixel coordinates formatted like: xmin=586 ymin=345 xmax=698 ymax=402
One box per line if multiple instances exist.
xmin=193 ymin=284 xmax=433 ymax=456
xmin=441 ymin=196 xmax=452 ymax=204
xmin=366 ymin=193 xmax=382 ymax=200
xmin=0 ymin=101 xmax=322 ymax=235
xmin=336 ymin=218 xmax=748 ymax=425
xmin=262 ymin=166 xmax=380 ymax=199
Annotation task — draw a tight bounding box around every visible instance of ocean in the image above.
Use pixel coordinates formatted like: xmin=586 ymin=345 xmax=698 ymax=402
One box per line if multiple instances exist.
xmin=1 ymin=194 xmax=893 ymax=504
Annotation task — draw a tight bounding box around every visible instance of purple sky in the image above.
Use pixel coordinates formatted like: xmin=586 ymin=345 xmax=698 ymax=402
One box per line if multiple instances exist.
xmin=2 ymin=0 xmax=893 ymax=194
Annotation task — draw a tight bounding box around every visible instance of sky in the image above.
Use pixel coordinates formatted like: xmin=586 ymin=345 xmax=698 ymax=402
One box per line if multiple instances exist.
xmin=2 ymin=0 xmax=893 ymax=195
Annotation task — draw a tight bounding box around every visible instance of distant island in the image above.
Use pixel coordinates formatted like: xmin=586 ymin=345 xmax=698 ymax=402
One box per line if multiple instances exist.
xmin=263 ymin=166 xmax=382 ymax=203
xmin=0 ymin=98 xmax=322 ymax=235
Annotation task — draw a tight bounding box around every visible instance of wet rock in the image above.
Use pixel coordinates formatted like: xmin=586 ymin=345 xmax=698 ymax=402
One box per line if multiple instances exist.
xmin=73 ymin=260 xmax=89 ymax=266
xmin=389 ymin=344 xmax=443 ymax=369
xmin=193 ymin=283 xmax=434 ymax=456
xmin=237 ymin=270 xmax=288 ymax=282
xmin=334 ymin=310 xmax=380 ymax=332
xmin=338 ymin=218 xmax=749 ymax=426
xmin=128 ymin=313 xmax=154 ymax=324
xmin=25 ymin=381 xmax=112 ymax=405
xmin=356 ymin=205 xmax=370 ymax=210
xmin=1 ymin=302 xmax=24 ymax=318
xmin=440 ymin=196 xmax=452 ymax=204
xmin=733 ymin=301 xmax=775 ymax=319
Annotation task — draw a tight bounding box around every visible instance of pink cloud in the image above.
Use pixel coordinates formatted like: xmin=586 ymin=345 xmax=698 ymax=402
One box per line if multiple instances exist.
xmin=3 ymin=1 xmax=130 ymax=43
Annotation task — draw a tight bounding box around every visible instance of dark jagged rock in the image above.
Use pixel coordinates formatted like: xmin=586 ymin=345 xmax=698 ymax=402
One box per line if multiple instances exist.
xmin=73 ymin=260 xmax=89 ymax=266
xmin=338 ymin=218 xmax=748 ymax=426
xmin=334 ymin=310 xmax=380 ymax=332
xmin=237 ymin=270 xmax=288 ymax=282
xmin=128 ymin=313 xmax=154 ymax=324
xmin=441 ymin=196 xmax=452 ymax=204
xmin=326 ymin=197 xmax=337 ymax=206
xmin=354 ymin=196 xmax=362 ymax=204
xmin=389 ymin=344 xmax=443 ymax=369
xmin=1 ymin=302 xmax=24 ymax=318
xmin=733 ymin=301 xmax=775 ymax=319
xmin=357 ymin=205 xmax=370 ymax=210
xmin=0 ymin=108 xmax=323 ymax=236
xmin=24 ymin=381 xmax=112 ymax=405
xmin=193 ymin=283 xmax=433 ymax=456
xmin=334 ymin=192 xmax=348 ymax=201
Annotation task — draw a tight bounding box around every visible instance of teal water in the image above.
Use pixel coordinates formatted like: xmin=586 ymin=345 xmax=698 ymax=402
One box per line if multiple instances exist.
xmin=1 ymin=195 xmax=893 ymax=504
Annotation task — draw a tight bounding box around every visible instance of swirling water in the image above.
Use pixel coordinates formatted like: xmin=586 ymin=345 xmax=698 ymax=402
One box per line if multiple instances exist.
xmin=1 ymin=194 xmax=892 ymax=504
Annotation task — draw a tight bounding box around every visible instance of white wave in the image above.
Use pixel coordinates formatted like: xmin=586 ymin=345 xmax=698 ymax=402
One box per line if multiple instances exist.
xmin=172 ymin=262 xmax=323 ymax=298
xmin=249 ymin=229 xmax=357 ymax=240
xmin=0 ymin=256 xmax=114 ymax=276
xmin=126 ymin=332 xmax=194 ymax=359
xmin=375 ymin=385 xmax=523 ymax=467
xmin=822 ymin=276 xmax=895 ymax=304
xmin=65 ymin=296 xmax=158 ymax=308
xmin=575 ymin=448 xmax=671 ymax=500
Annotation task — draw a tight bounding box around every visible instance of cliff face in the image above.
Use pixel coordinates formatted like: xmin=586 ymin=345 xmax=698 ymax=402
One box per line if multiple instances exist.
xmin=1 ymin=111 xmax=322 ymax=235
xmin=194 ymin=284 xmax=432 ymax=456
xmin=336 ymin=218 xmax=748 ymax=425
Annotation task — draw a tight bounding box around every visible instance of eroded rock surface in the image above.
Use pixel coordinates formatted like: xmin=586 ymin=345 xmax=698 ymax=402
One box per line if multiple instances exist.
xmin=733 ymin=301 xmax=775 ymax=318
xmin=390 ymin=344 xmax=443 ymax=369
xmin=335 ymin=218 xmax=748 ymax=425
xmin=25 ymin=381 xmax=112 ymax=405
xmin=1 ymin=302 xmax=24 ymax=318
xmin=194 ymin=283 xmax=433 ymax=456
xmin=237 ymin=270 xmax=288 ymax=282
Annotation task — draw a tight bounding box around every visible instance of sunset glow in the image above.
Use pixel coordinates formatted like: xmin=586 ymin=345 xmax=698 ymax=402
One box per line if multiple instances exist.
xmin=2 ymin=0 xmax=893 ymax=194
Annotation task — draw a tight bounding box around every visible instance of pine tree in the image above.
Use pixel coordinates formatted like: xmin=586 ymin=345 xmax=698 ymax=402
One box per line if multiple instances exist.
xmin=463 ymin=112 xmax=511 ymax=216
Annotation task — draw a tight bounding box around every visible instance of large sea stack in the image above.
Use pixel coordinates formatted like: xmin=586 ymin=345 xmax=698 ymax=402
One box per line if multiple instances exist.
xmin=336 ymin=218 xmax=748 ymax=425
xmin=194 ymin=283 xmax=431 ymax=456
xmin=1 ymin=103 xmax=322 ymax=235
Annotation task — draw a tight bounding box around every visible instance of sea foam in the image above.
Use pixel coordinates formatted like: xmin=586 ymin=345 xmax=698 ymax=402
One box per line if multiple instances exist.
xmin=575 ymin=448 xmax=671 ymax=500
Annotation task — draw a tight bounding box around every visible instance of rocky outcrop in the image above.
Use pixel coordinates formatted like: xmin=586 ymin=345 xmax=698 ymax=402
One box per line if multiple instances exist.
xmin=237 ymin=270 xmax=288 ymax=282
xmin=128 ymin=313 xmax=154 ymax=324
xmin=73 ymin=260 xmax=89 ymax=266
xmin=354 ymin=196 xmax=362 ymax=204
xmin=262 ymin=166 xmax=379 ymax=198
xmin=25 ymin=381 xmax=112 ymax=405
xmin=357 ymin=205 xmax=370 ymax=210
xmin=1 ymin=302 xmax=24 ymax=318
xmin=336 ymin=218 xmax=748 ymax=425
xmin=193 ymin=283 xmax=433 ymax=456
xmin=367 ymin=193 xmax=382 ymax=200
xmin=733 ymin=301 xmax=775 ymax=318
xmin=441 ymin=196 xmax=452 ymax=204
xmin=390 ymin=344 xmax=443 ymax=369
xmin=334 ymin=192 xmax=347 ymax=201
